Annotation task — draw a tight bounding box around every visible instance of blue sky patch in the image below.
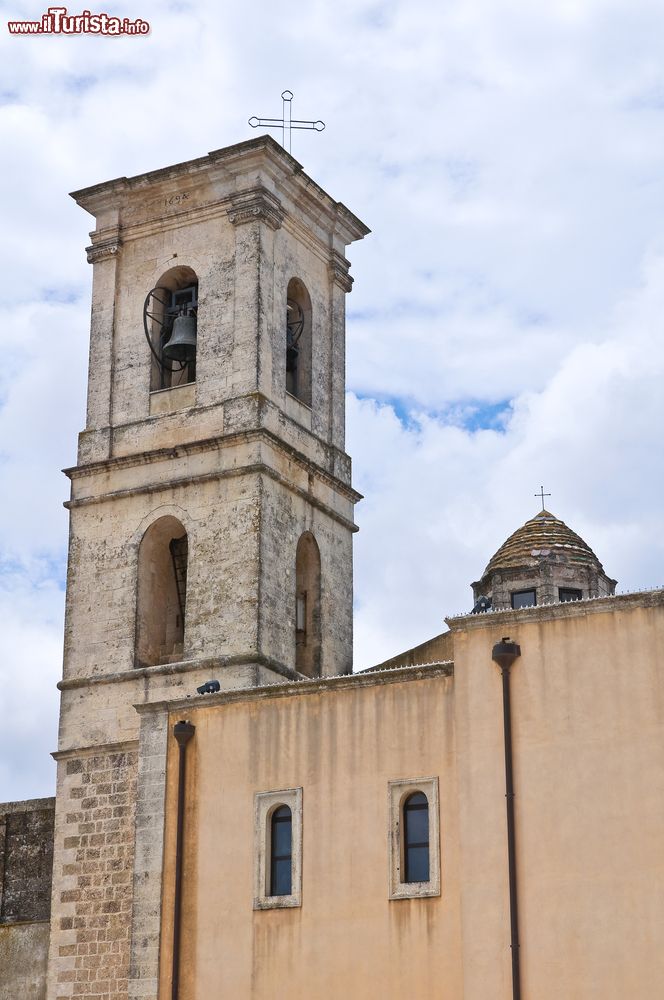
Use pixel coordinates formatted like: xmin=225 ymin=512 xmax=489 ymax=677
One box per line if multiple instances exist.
xmin=64 ymin=75 xmax=98 ymax=95
xmin=353 ymin=392 xmax=513 ymax=434
xmin=41 ymin=288 xmax=80 ymax=305
xmin=0 ymin=553 xmax=67 ymax=591
xmin=451 ymin=400 xmax=512 ymax=432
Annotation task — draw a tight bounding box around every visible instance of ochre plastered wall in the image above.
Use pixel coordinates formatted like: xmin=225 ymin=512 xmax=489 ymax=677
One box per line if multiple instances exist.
xmin=450 ymin=595 xmax=664 ymax=1000
xmin=158 ymin=670 xmax=461 ymax=1000
xmin=151 ymin=595 xmax=664 ymax=1000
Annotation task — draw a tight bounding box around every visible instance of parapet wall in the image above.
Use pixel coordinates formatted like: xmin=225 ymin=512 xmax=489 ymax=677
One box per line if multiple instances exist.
xmin=0 ymin=797 xmax=55 ymax=1000
xmin=0 ymin=797 xmax=54 ymax=923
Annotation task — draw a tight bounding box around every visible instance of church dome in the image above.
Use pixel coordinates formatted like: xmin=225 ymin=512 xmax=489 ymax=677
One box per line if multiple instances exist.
xmin=483 ymin=510 xmax=605 ymax=578
xmin=471 ymin=509 xmax=616 ymax=612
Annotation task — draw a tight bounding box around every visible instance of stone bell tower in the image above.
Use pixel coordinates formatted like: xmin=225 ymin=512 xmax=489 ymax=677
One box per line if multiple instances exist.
xmin=46 ymin=136 xmax=369 ymax=1000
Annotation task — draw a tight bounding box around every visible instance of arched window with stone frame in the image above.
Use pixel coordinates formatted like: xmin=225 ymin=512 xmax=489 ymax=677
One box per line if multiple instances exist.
xmin=144 ymin=265 xmax=199 ymax=391
xmin=135 ymin=515 xmax=188 ymax=668
xmin=286 ymin=278 xmax=312 ymax=407
xmin=253 ymin=787 xmax=303 ymax=910
xmin=388 ymin=777 xmax=441 ymax=900
xmin=295 ymin=531 xmax=321 ymax=677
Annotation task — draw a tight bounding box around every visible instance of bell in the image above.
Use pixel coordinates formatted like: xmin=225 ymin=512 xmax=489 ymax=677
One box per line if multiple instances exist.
xmin=163 ymin=313 xmax=197 ymax=363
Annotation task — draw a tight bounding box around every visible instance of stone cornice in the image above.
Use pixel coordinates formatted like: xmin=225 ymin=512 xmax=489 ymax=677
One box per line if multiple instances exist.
xmin=135 ymin=661 xmax=455 ymax=717
xmin=70 ymin=136 xmax=369 ymax=246
xmin=280 ymin=212 xmax=334 ymax=267
xmin=65 ymin=422 xmax=362 ymax=504
xmin=64 ymin=458 xmax=360 ymax=532
xmin=446 ymin=586 xmax=664 ymax=630
xmin=334 ymin=201 xmax=371 ymax=243
xmin=57 ymin=651 xmax=300 ymax=693
xmin=51 ymin=738 xmax=139 ymax=760
xmin=101 ymin=196 xmax=233 ymax=247
xmin=329 ymin=250 xmax=354 ymax=292
xmin=85 ymin=226 xmax=122 ymax=264
xmin=226 ymin=186 xmax=285 ymax=230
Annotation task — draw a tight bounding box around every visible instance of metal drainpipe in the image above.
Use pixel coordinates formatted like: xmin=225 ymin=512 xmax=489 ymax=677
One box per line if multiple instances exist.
xmin=492 ymin=637 xmax=522 ymax=1000
xmin=172 ymin=720 xmax=195 ymax=1000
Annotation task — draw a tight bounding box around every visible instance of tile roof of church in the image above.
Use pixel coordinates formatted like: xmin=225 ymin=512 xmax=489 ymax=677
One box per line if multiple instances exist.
xmin=482 ymin=509 xmax=605 ymax=577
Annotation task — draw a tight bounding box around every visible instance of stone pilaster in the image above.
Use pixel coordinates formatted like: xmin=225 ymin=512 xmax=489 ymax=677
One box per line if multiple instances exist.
xmin=46 ymin=745 xmax=138 ymax=1000
xmin=328 ymin=251 xmax=352 ymax=452
xmin=226 ymin=188 xmax=284 ymax=401
xmin=127 ymin=711 xmax=169 ymax=1000
xmin=81 ymin=219 xmax=122 ymax=459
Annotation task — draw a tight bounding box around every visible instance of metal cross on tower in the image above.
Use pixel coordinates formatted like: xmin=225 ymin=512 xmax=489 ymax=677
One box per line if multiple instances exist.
xmin=535 ymin=486 xmax=552 ymax=510
xmin=249 ymin=90 xmax=325 ymax=154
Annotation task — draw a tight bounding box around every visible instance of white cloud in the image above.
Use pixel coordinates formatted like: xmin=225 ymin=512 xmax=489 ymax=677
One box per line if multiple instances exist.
xmin=350 ymin=248 xmax=664 ymax=667
xmin=0 ymin=571 xmax=63 ymax=801
xmin=3 ymin=0 xmax=664 ymax=792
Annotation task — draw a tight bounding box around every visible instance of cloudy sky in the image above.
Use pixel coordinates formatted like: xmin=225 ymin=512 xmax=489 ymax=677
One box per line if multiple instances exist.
xmin=2 ymin=0 xmax=664 ymax=799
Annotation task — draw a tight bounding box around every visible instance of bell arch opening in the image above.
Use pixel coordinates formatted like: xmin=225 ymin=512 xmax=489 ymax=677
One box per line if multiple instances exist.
xmin=144 ymin=265 xmax=198 ymax=391
xmin=286 ymin=278 xmax=312 ymax=407
xmin=135 ymin=515 xmax=188 ymax=668
xmin=295 ymin=531 xmax=321 ymax=677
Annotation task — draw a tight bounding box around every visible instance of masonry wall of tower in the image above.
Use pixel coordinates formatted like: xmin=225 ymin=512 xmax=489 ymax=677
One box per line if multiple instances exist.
xmin=63 ymin=142 xmax=363 ymax=710
xmin=46 ymin=749 xmax=137 ymax=1000
xmin=77 ymin=148 xmax=357 ymax=467
xmin=47 ymin=138 xmax=367 ymax=1000
xmin=258 ymin=471 xmax=355 ymax=677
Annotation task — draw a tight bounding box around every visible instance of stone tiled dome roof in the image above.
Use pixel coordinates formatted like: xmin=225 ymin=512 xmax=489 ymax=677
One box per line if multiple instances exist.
xmin=482 ymin=510 xmax=604 ymax=578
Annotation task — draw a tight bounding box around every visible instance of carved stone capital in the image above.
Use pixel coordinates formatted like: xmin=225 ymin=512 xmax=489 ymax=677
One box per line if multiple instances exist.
xmin=85 ymin=228 xmax=122 ymax=264
xmin=227 ymin=188 xmax=285 ymax=231
xmin=329 ymin=250 xmax=353 ymax=293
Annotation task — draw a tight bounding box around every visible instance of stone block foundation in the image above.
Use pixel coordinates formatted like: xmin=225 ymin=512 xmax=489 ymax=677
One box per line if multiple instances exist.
xmin=48 ymin=746 xmax=138 ymax=1000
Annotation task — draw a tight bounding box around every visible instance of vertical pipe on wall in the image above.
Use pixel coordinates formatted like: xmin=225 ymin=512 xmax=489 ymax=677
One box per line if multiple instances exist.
xmin=172 ymin=720 xmax=195 ymax=1000
xmin=492 ymin=638 xmax=522 ymax=1000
